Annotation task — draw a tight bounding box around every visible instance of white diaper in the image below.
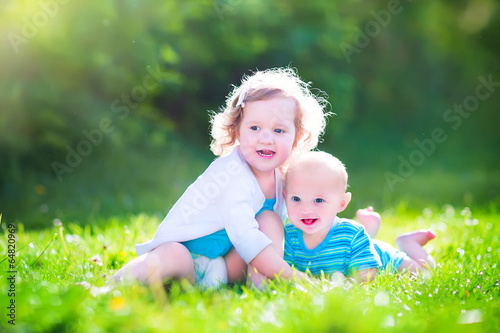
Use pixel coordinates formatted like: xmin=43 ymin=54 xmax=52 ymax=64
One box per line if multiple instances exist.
xmin=191 ymin=254 xmax=228 ymax=290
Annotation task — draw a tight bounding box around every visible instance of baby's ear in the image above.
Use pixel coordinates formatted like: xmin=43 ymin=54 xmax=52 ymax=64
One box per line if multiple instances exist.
xmin=339 ymin=192 xmax=352 ymax=212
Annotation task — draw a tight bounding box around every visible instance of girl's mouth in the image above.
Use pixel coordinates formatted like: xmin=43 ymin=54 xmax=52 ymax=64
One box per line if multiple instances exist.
xmin=257 ymin=149 xmax=275 ymax=158
xmin=301 ymin=218 xmax=318 ymax=225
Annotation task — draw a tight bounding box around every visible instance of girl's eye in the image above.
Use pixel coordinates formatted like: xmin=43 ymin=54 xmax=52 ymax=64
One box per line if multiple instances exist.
xmin=292 ymin=196 xmax=300 ymax=202
xmin=250 ymin=126 xmax=259 ymax=131
xmin=315 ymin=198 xmax=324 ymax=203
xmin=274 ymin=129 xmax=284 ymax=134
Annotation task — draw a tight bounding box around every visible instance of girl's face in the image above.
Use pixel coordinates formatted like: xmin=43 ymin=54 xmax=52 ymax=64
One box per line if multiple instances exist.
xmin=237 ymin=97 xmax=297 ymax=177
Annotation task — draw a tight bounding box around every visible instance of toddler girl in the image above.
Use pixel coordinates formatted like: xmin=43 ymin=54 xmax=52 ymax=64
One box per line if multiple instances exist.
xmin=113 ymin=68 xmax=329 ymax=289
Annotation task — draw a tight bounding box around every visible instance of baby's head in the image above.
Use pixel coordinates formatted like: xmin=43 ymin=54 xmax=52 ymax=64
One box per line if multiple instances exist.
xmin=210 ymin=68 xmax=330 ymax=162
xmin=284 ymin=151 xmax=352 ymax=236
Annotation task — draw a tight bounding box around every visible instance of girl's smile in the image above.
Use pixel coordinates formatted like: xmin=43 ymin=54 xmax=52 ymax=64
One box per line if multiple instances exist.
xmin=257 ymin=149 xmax=275 ymax=158
xmin=237 ymin=96 xmax=297 ymax=178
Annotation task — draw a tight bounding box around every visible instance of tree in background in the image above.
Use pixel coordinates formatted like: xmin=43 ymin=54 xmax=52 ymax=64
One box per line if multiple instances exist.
xmin=1 ymin=0 xmax=498 ymax=225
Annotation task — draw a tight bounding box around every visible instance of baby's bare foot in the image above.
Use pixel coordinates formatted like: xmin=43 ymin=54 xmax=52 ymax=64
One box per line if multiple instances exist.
xmin=356 ymin=206 xmax=381 ymax=225
xmin=396 ymin=229 xmax=437 ymax=247
xmin=356 ymin=206 xmax=381 ymax=238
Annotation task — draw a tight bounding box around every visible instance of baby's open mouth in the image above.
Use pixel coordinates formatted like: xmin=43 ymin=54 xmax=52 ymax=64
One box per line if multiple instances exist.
xmin=257 ymin=150 xmax=275 ymax=157
xmin=301 ymin=219 xmax=318 ymax=225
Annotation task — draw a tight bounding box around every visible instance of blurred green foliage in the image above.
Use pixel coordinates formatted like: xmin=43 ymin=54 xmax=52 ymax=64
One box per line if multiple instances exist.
xmin=0 ymin=0 xmax=499 ymax=227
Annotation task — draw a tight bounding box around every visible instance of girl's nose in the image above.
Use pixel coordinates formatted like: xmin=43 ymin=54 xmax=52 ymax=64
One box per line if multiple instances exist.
xmin=259 ymin=129 xmax=273 ymax=143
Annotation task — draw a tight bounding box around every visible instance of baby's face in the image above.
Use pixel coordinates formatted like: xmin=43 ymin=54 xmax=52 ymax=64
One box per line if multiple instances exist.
xmin=285 ymin=163 xmax=347 ymax=237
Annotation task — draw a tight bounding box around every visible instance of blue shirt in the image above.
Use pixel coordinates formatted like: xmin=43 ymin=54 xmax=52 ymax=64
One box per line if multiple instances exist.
xmin=372 ymin=239 xmax=407 ymax=273
xmin=284 ymin=217 xmax=381 ymax=276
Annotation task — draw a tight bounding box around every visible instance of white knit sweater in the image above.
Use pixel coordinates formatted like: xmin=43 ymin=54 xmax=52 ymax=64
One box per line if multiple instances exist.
xmin=135 ymin=146 xmax=285 ymax=264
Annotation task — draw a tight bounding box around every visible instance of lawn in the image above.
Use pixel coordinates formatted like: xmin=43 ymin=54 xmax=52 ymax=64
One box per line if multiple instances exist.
xmin=1 ymin=205 xmax=499 ymax=333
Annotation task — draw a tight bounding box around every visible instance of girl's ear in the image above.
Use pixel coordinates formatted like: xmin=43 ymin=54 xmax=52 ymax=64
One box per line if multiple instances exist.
xmin=339 ymin=192 xmax=352 ymax=212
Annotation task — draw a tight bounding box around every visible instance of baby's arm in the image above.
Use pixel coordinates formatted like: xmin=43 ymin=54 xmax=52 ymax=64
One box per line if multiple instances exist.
xmin=348 ymin=226 xmax=382 ymax=281
xmin=351 ymin=267 xmax=377 ymax=283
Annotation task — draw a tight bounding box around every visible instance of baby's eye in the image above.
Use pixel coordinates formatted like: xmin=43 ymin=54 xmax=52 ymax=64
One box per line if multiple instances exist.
xmin=250 ymin=126 xmax=259 ymax=131
xmin=292 ymin=196 xmax=300 ymax=202
xmin=315 ymin=198 xmax=324 ymax=203
xmin=274 ymin=129 xmax=284 ymax=134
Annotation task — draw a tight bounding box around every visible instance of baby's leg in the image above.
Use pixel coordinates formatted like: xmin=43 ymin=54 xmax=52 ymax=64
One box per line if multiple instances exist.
xmin=397 ymin=256 xmax=420 ymax=274
xmin=112 ymin=242 xmax=196 ymax=285
xmin=248 ymin=210 xmax=284 ymax=288
xmin=356 ymin=206 xmax=381 ymax=238
xmin=395 ymin=230 xmax=437 ymax=272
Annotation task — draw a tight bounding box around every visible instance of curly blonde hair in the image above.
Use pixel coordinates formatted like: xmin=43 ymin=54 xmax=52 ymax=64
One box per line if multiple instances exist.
xmin=210 ymin=67 xmax=331 ymax=167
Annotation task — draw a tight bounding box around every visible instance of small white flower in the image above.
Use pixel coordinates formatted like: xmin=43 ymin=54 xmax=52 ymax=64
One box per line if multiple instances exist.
xmin=90 ymin=254 xmax=103 ymax=267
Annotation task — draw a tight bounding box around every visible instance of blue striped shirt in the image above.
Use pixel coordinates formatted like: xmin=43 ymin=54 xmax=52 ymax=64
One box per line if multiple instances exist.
xmin=284 ymin=217 xmax=381 ymax=277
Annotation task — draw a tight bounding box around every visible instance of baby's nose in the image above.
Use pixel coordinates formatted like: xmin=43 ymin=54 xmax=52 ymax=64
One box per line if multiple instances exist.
xmin=300 ymin=207 xmax=314 ymax=215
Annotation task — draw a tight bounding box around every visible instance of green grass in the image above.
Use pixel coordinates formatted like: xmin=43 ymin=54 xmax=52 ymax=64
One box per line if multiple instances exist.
xmin=1 ymin=206 xmax=499 ymax=332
